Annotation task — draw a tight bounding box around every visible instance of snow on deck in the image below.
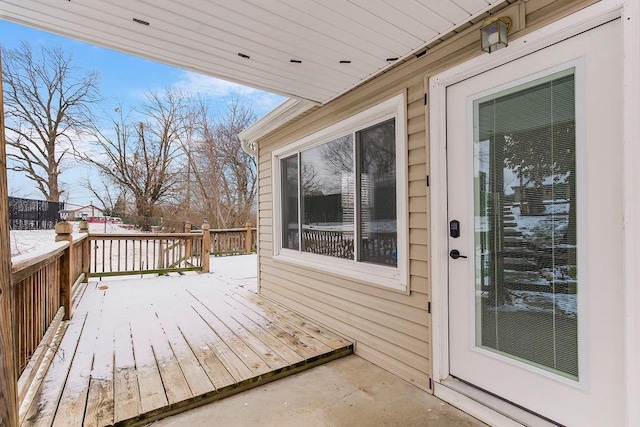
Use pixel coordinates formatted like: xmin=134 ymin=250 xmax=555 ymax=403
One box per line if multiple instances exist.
xmin=20 ymin=256 xmax=352 ymax=426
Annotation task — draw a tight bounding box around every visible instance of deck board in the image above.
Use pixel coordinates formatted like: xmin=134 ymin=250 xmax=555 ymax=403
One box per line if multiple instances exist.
xmin=153 ymin=301 xmax=214 ymax=397
xmin=127 ymin=297 xmax=169 ymax=414
xmin=112 ymin=320 xmax=141 ymax=424
xmin=22 ymin=272 xmax=352 ymax=426
xmin=21 ymin=313 xmax=87 ymax=427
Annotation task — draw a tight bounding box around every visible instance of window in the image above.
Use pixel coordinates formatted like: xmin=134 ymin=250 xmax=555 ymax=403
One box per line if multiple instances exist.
xmin=272 ymin=94 xmax=407 ymax=291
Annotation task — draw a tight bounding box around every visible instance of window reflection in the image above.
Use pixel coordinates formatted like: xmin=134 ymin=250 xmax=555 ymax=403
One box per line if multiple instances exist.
xmin=301 ymin=135 xmax=354 ymax=260
xmin=358 ymin=119 xmax=397 ymax=266
xmin=280 ymin=118 xmax=398 ymax=268
xmin=281 ymin=155 xmax=299 ymax=250
xmin=474 ymin=70 xmax=578 ymax=379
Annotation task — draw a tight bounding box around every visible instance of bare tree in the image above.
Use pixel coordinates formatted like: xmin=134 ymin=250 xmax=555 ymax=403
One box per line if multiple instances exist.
xmin=186 ymin=98 xmax=257 ymax=228
xmin=2 ymin=42 xmax=100 ymax=201
xmin=79 ymin=174 xmax=128 ymax=217
xmin=76 ymin=88 xmax=188 ymax=230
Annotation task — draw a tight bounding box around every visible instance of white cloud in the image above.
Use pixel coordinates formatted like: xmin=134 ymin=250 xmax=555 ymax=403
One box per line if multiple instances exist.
xmin=174 ymin=71 xmax=258 ymax=97
xmin=172 ymin=71 xmax=286 ymax=118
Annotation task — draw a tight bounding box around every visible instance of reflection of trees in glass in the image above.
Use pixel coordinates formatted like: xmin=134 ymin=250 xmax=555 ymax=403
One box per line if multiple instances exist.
xmin=502 ymin=122 xmax=576 ymax=248
xmin=359 ymin=121 xmax=396 ymax=179
xmin=300 ymin=136 xmax=353 ymax=227
xmin=358 ymin=119 xmax=397 ymax=266
xmin=301 ymin=162 xmax=322 ymax=195
xmin=500 ymin=74 xmax=575 ymax=244
xmin=303 ymin=135 xmax=352 ymax=197
xmin=281 ymin=155 xmax=299 ymax=250
xmin=319 ymin=135 xmax=353 ymax=176
xmin=476 ymin=75 xmax=578 ymax=376
xmin=478 ymin=72 xmax=577 ymax=309
xmin=319 ymin=124 xmax=395 ymax=177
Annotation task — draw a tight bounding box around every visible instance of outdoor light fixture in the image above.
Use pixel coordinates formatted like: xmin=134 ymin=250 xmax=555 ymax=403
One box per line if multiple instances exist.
xmin=203 ymin=217 xmax=209 ymax=224
xmin=481 ymin=16 xmax=511 ymax=53
xmin=81 ymin=213 xmax=88 ymax=221
xmin=59 ymin=210 xmax=70 ymax=221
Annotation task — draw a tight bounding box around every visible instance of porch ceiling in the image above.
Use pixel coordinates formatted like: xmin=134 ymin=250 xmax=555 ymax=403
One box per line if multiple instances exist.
xmin=0 ymin=0 xmax=502 ymax=104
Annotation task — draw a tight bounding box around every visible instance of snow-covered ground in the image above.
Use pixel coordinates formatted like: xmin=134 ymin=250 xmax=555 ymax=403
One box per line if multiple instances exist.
xmin=10 ymin=222 xmax=132 ymax=257
xmin=511 ymin=201 xmax=570 ymax=239
xmin=10 ymin=222 xmax=257 ymax=291
xmin=482 ymin=289 xmax=577 ymax=318
xmin=479 ymin=201 xmax=578 ymax=317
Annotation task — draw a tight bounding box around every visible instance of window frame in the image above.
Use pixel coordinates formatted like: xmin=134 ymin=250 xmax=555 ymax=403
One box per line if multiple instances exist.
xmin=271 ymin=93 xmax=409 ymax=292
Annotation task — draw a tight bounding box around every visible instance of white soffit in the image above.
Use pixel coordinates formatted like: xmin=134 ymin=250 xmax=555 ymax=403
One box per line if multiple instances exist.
xmin=0 ymin=0 xmax=503 ymax=104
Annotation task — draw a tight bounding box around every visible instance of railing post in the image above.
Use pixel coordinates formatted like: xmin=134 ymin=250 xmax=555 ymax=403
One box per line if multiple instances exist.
xmin=202 ymin=222 xmax=211 ymax=273
xmin=82 ymin=236 xmax=90 ymax=283
xmin=55 ymin=221 xmax=73 ymax=321
xmin=80 ymin=218 xmax=90 ymax=283
xmin=246 ymin=221 xmax=252 ymax=254
xmin=79 ymin=218 xmax=89 ymax=233
xmin=0 ymin=47 xmax=19 ymax=427
xmin=184 ymin=222 xmax=192 ymax=259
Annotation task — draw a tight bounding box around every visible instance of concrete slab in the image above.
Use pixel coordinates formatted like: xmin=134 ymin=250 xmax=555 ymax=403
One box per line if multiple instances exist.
xmin=148 ymin=355 xmax=485 ymax=426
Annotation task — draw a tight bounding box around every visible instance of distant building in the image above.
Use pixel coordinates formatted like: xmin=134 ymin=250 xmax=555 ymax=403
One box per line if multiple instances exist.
xmin=73 ymin=204 xmax=104 ymax=219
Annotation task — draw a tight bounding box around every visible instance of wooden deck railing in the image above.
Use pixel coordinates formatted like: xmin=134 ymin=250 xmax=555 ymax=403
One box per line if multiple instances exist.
xmin=88 ymin=232 xmax=206 ymax=277
xmin=210 ymin=222 xmax=257 ymax=256
xmin=71 ymin=235 xmax=91 ymax=290
xmin=9 ymin=220 xmax=255 ymax=404
xmin=11 ymin=244 xmax=64 ymax=378
xmin=301 ymin=228 xmax=397 ymax=265
xmin=10 ymin=232 xmax=90 ymax=388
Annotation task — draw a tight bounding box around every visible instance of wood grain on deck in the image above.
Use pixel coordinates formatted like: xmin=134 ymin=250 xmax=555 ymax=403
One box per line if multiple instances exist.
xmin=21 ymin=274 xmax=352 ymax=426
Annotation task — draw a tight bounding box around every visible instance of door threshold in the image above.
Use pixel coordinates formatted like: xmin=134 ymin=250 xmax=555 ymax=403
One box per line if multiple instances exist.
xmin=435 ymin=377 xmax=560 ymax=427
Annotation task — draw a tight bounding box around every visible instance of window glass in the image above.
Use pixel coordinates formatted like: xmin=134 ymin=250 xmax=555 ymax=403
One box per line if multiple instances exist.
xmin=474 ymin=70 xmax=578 ymax=379
xmin=281 ymin=155 xmax=299 ymax=250
xmin=358 ymin=119 xmax=397 ymax=266
xmin=300 ymin=135 xmax=354 ymax=260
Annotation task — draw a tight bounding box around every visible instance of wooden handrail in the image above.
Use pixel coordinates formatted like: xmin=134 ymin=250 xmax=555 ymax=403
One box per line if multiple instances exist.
xmin=209 ymin=227 xmax=257 ymax=233
xmin=89 ymin=232 xmax=202 ymax=239
xmin=72 ymin=233 xmax=89 ymax=244
xmin=11 ymin=242 xmax=69 ymax=284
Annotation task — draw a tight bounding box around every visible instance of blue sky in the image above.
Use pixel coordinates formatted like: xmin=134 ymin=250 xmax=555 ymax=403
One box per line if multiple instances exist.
xmin=0 ymin=20 xmax=285 ymax=208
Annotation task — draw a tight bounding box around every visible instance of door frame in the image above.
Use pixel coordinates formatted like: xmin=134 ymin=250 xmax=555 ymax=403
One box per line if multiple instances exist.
xmin=427 ymin=0 xmax=637 ymax=423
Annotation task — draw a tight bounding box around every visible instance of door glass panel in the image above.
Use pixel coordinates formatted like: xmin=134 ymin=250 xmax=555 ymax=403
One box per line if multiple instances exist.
xmin=473 ymin=69 xmax=578 ymax=379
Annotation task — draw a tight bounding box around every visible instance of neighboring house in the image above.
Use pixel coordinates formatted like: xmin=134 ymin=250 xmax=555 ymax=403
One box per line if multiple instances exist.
xmin=72 ymin=204 xmax=104 ymax=220
xmin=2 ymin=1 xmax=639 ymax=426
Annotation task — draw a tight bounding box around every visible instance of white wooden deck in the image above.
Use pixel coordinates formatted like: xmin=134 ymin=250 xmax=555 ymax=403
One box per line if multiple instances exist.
xmin=20 ymin=267 xmax=352 ymax=426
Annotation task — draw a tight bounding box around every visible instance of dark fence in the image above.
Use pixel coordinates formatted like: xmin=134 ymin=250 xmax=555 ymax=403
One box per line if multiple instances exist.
xmin=9 ymin=197 xmax=65 ymax=230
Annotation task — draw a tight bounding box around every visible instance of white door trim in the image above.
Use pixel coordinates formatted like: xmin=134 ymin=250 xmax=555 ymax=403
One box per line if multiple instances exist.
xmin=623 ymin=0 xmax=640 ymax=426
xmin=428 ymin=0 xmax=633 ymax=424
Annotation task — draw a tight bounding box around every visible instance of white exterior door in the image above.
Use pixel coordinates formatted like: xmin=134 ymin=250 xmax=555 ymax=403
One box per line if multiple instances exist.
xmin=446 ymin=19 xmax=625 ymax=426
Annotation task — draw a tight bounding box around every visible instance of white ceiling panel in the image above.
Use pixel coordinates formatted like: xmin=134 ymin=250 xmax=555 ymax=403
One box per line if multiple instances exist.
xmin=0 ymin=0 xmax=501 ymax=104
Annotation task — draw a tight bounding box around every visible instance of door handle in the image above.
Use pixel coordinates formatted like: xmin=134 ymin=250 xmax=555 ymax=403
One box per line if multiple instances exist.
xmin=449 ymin=249 xmax=467 ymax=259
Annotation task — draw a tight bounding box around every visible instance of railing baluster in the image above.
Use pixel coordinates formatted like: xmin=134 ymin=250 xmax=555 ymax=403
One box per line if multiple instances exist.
xmin=93 ymin=240 xmax=97 ymax=274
